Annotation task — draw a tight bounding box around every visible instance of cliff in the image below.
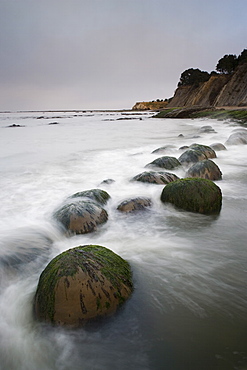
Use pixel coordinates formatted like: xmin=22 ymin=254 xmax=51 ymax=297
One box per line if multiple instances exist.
xmin=167 ymin=62 xmax=247 ymax=108
xmin=132 ymin=100 xmax=169 ymax=111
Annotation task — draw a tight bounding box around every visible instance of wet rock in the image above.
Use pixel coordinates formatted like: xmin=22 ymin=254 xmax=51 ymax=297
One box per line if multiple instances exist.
xmin=151 ymin=145 xmax=176 ymax=154
xmin=189 ymin=144 xmax=217 ymax=159
xmin=53 ymin=200 xmax=108 ymax=235
xmin=179 ymin=145 xmax=189 ymax=150
xmin=146 ymin=156 xmax=181 ymax=170
xmin=7 ymin=124 xmax=25 ymax=128
xmin=225 ymin=131 xmax=247 ymax=145
xmin=69 ymin=189 xmax=110 ymax=205
xmin=34 ymin=245 xmax=133 ymax=327
xmin=199 ymin=125 xmax=216 ymax=133
xmin=99 ymin=179 xmax=115 ymax=185
xmin=131 ymin=171 xmax=179 ymax=185
xmin=209 ymin=143 xmax=227 ymax=151
xmin=187 ymin=160 xmax=222 ymax=181
xmin=0 ymin=227 xmax=54 ymax=271
xmin=178 ymin=149 xmax=207 ymax=166
xmin=117 ymin=197 xmax=152 ymax=213
xmin=161 ymin=178 xmax=222 ymax=214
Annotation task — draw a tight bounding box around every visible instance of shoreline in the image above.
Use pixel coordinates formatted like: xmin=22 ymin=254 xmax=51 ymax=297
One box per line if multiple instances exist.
xmin=153 ymin=106 xmax=247 ymax=124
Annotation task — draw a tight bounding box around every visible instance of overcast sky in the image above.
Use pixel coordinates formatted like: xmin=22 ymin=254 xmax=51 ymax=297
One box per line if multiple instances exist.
xmin=0 ymin=0 xmax=246 ymax=110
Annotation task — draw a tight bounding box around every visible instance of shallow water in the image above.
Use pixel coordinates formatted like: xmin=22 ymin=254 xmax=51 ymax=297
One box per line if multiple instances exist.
xmin=0 ymin=111 xmax=246 ymax=370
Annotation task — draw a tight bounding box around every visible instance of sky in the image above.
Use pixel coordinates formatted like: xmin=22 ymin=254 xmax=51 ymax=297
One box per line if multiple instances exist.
xmin=0 ymin=0 xmax=246 ymax=111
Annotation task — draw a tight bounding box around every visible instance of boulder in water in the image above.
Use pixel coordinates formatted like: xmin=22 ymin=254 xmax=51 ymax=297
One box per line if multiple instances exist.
xmin=131 ymin=171 xmax=179 ymax=185
xmin=225 ymin=132 xmax=247 ymax=145
xmin=209 ymin=143 xmax=227 ymax=151
xmin=117 ymin=197 xmax=152 ymax=212
xmin=189 ymin=144 xmax=216 ymax=159
xmin=178 ymin=149 xmax=207 ymax=166
xmin=160 ymin=178 xmax=222 ymax=214
xmin=69 ymin=188 xmax=110 ymax=205
xmin=146 ymin=156 xmax=181 ymax=170
xmin=34 ymin=245 xmax=133 ymax=327
xmin=151 ymin=145 xmax=176 ymax=154
xmin=53 ymin=200 xmax=108 ymax=235
xmin=187 ymin=160 xmax=222 ymax=181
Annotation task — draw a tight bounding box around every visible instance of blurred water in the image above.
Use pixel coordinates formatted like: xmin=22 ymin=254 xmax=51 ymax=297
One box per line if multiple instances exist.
xmin=0 ymin=110 xmax=246 ymax=369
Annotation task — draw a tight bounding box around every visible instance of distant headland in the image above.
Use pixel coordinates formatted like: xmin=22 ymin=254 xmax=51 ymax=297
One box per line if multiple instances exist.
xmin=132 ymin=49 xmax=247 ymax=123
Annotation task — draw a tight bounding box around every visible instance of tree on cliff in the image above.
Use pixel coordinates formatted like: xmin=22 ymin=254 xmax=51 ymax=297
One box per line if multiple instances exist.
xmin=238 ymin=49 xmax=247 ymax=65
xmin=178 ymin=68 xmax=210 ymax=87
xmin=216 ymin=54 xmax=238 ymax=74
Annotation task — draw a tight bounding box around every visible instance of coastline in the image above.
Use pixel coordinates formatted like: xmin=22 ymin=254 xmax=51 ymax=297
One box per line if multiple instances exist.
xmin=153 ymin=106 xmax=247 ymax=124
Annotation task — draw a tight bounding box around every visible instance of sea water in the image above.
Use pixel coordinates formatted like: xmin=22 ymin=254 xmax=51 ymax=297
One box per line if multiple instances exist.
xmin=0 ymin=111 xmax=246 ymax=370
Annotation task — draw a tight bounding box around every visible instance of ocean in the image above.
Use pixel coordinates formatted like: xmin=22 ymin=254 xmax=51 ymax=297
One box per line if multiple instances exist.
xmin=0 ymin=110 xmax=246 ymax=370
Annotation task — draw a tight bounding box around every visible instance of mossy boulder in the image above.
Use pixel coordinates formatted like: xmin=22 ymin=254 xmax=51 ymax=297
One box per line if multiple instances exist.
xmin=117 ymin=197 xmax=152 ymax=213
xmin=69 ymin=189 xmax=110 ymax=205
xmin=160 ymin=178 xmax=222 ymax=214
xmin=186 ymin=160 xmax=222 ymax=181
xmin=131 ymin=171 xmax=179 ymax=185
xmin=146 ymin=156 xmax=181 ymax=170
xmin=34 ymin=245 xmax=133 ymax=327
xmin=189 ymin=144 xmax=216 ymax=159
xmin=53 ymin=200 xmax=108 ymax=235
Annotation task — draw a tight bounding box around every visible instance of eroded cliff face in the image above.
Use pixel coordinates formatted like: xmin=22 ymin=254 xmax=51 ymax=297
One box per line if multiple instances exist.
xmin=167 ymin=62 xmax=247 ymax=108
xmin=132 ymin=100 xmax=168 ymax=110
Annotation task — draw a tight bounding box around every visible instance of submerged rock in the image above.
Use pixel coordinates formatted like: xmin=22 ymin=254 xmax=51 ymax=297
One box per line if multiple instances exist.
xmin=187 ymin=160 xmax=222 ymax=181
xmin=117 ymin=197 xmax=152 ymax=212
xmin=146 ymin=156 xmax=181 ymax=170
xmin=209 ymin=143 xmax=227 ymax=151
xmin=151 ymin=145 xmax=176 ymax=154
xmin=53 ymin=200 xmax=108 ymax=235
xmin=199 ymin=125 xmax=216 ymax=133
xmin=131 ymin=171 xmax=179 ymax=185
xmin=69 ymin=188 xmax=111 ymax=205
xmin=34 ymin=245 xmax=133 ymax=327
xmin=225 ymin=131 xmax=247 ymax=145
xmin=160 ymin=178 xmax=222 ymax=214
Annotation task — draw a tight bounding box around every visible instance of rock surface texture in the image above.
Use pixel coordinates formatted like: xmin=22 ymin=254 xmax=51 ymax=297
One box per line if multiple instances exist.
xmin=161 ymin=178 xmax=222 ymax=214
xmin=34 ymin=245 xmax=133 ymax=327
xmin=117 ymin=197 xmax=152 ymax=212
xmin=187 ymin=160 xmax=222 ymax=181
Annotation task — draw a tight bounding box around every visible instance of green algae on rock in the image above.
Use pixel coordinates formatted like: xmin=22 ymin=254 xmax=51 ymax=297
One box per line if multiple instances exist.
xmin=160 ymin=178 xmax=222 ymax=214
xmin=34 ymin=245 xmax=133 ymax=327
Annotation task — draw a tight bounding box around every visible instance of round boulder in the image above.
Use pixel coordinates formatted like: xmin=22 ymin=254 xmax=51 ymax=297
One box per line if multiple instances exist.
xmin=131 ymin=171 xmax=179 ymax=185
xmin=161 ymin=178 xmax=222 ymax=214
xmin=117 ymin=197 xmax=152 ymax=213
xmin=53 ymin=200 xmax=108 ymax=235
xmin=225 ymin=132 xmax=247 ymax=145
xmin=34 ymin=245 xmax=133 ymax=326
xmin=186 ymin=160 xmax=222 ymax=181
xmin=146 ymin=156 xmax=181 ymax=170
xmin=189 ymin=144 xmax=216 ymax=159
xmin=69 ymin=188 xmax=110 ymax=205
xmin=178 ymin=149 xmax=207 ymax=166
xmin=209 ymin=143 xmax=227 ymax=151
xmin=151 ymin=145 xmax=176 ymax=154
